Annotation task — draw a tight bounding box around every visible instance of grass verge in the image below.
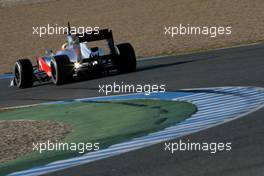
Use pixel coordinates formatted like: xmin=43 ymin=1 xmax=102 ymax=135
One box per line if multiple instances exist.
xmin=0 ymin=99 xmax=196 ymax=175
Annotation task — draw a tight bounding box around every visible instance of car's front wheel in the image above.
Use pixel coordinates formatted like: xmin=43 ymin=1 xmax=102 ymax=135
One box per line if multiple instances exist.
xmin=50 ymin=55 xmax=73 ymax=85
xmin=14 ymin=59 xmax=34 ymax=88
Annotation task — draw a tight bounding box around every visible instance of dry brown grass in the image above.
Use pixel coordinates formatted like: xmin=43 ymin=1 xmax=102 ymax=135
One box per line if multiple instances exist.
xmin=0 ymin=0 xmax=264 ymax=73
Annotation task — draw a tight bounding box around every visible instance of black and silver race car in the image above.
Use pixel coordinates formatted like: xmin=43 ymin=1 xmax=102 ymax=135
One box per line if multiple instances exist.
xmin=12 ymin=23 xmax=136 ymax=88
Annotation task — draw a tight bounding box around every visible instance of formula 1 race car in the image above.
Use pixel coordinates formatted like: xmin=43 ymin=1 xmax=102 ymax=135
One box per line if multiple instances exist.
xmin=11 ymin=24 xmax=136 ymax=88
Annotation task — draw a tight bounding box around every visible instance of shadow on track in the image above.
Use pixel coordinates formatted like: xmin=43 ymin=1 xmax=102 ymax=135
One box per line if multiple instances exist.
xmin=10 ymin=55 xmax=216 ymax=89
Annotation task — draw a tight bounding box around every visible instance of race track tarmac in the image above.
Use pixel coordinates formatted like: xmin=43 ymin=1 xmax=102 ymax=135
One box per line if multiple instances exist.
xmin=1 ymin=43 xmax=264 ymax=176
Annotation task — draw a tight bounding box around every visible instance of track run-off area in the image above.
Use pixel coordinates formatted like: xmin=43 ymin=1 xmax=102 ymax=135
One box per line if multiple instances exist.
xmin=2 ymin=86 xmax=263 ymax=175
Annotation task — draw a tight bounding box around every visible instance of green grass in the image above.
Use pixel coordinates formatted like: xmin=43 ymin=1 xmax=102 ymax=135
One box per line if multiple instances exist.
xmin=0 ymin=99 xmax=196 ymax=175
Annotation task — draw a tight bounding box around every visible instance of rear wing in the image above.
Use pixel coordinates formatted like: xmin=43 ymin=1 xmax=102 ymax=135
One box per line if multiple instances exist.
xmin=76 ymin=29 xmax=114 ymax=43
xmin=76 ymin=29 xmax=117 ymax=55
xmin=67 ymin=22 xmax=113 ymax=43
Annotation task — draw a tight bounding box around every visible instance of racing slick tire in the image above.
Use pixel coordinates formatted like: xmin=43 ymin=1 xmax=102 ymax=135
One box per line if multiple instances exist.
xmin=14 ymin=59 xmax=34 ymax=88
xmin=116 ymin=43 xmax=137 ymax=73
xmin=51 ymin=55 xmax=73 ymax=85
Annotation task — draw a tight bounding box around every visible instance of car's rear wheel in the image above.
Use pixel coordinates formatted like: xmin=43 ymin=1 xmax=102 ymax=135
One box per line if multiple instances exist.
xmin=14 ymin=59 xmax=34 ymax=88
xmin=116 ymin=43 xmax=137 ymax=73
xmin=51 ymin=55 xmax=73 ymax=85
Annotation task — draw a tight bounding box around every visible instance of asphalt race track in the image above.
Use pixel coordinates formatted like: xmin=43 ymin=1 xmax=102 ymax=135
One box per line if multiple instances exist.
xmin=1 ymin=43 xmax=264 ymax=176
